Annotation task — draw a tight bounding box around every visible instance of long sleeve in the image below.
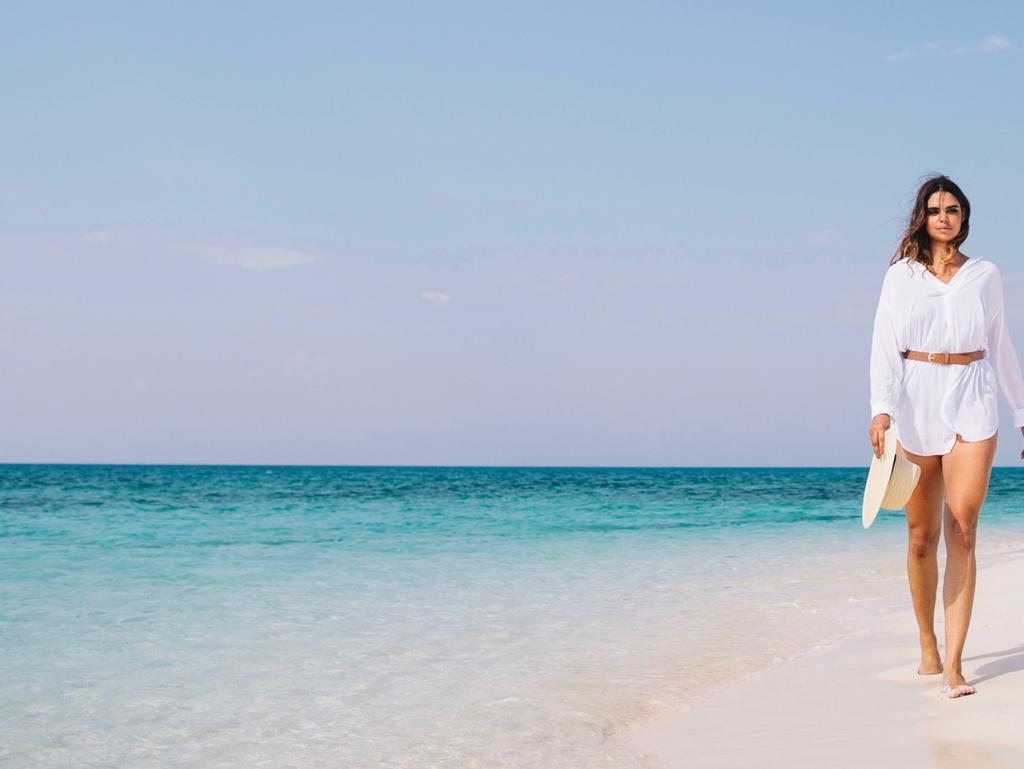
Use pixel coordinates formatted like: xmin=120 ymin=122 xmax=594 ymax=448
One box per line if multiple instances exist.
xmin=869 ymin=270 xmax=904 ymax=419
xmin=986 ymin=266 xmax=1024 ymax=427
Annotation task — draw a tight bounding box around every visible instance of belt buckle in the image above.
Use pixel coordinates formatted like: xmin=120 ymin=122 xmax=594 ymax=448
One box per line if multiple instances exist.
xmin=928 ymin=352 xmax=950 ymax=365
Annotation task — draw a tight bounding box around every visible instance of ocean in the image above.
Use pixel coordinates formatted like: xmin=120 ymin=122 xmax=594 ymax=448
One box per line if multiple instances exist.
xmin=3 ymin=465 xmax=1024 ymax=768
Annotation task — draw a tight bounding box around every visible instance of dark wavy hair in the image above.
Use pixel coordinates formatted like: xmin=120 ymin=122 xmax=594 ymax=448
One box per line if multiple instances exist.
xmin=890 ymin=175 xmax=971 ymax=268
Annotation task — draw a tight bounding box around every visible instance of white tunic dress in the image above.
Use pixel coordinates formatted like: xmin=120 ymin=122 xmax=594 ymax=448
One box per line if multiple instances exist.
xmin=870 ymin=256 xmax=1024 ymax=456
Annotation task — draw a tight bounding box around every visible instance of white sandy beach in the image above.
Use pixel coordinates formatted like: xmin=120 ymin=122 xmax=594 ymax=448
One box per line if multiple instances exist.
xmin=630 ymin=547 xmax=1024 ymax=769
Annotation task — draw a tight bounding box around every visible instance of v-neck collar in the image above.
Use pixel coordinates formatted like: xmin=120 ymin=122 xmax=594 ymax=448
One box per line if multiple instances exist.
xmin=919 ymin=255 xmax=981 ymax=288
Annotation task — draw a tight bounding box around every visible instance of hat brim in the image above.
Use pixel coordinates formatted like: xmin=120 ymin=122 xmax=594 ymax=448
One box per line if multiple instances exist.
xmin=862 ymin=429 xmax=898 ymax=528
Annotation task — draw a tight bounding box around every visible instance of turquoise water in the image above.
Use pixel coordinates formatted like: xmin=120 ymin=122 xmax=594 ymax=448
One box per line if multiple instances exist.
xmin=3 ymin=465 xmax=1024 ymax=768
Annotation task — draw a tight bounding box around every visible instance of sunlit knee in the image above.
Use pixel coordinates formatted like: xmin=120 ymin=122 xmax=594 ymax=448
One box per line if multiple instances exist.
xmin=947 ymin=517 xmax=977 ymax=552
xmin=908 ymin=531 xmax=939 ymax=559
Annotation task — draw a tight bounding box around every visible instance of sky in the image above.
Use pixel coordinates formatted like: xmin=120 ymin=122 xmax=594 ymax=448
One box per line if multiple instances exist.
xmin=3 ymin=1 xmax=1024 ymax=466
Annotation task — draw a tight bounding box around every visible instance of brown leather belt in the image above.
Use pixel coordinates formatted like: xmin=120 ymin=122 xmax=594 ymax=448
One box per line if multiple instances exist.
xmin=902 ymin=349 xmax=985 ymax=365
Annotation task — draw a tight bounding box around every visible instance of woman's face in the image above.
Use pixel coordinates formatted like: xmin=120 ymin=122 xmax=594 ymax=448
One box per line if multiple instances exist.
xmin=925 ymin=190 xmax=963 ymax=245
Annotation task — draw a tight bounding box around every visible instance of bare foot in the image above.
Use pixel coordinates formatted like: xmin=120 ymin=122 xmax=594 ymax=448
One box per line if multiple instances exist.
xmin=939 ymin=671 xmax=976 ymax=698
xmin=917 ymin=638 xmax=942 ymax=675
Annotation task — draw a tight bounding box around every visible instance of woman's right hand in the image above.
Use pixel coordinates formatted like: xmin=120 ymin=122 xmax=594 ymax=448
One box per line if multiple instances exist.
xmin=869 ymin=414 xmax=891 ymax=459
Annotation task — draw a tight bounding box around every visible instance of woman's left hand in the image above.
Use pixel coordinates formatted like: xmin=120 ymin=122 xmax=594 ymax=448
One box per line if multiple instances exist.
xmin=1019 ymin=427 xmax=1024 ymax=461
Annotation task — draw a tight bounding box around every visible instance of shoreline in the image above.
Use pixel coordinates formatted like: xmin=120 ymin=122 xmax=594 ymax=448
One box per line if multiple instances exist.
xmin=627 ymin=545 xmax=1024 ymax=768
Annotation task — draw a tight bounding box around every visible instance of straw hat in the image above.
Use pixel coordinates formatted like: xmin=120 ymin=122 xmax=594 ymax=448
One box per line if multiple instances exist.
xmin=862 ymin=428 xmax=921 ymax=528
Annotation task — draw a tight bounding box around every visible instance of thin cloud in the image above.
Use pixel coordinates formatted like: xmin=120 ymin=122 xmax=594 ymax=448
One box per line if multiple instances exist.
xmin=81 ymin=229 xmax=114 ymax=243
xmin=885 ymin=49 xmax=921 ymax=63
xmin=886 ymin=34 xmax=1010 ymax=62
xmin=420 ymin=291 xmax=450 ymax=304
xmin=952 ymin=33 xmax=1010 ymax=54
xmin=190 ymin=244 xmax=322 ymax=271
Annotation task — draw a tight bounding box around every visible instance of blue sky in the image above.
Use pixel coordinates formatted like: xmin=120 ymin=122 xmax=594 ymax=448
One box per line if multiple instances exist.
xmin=3 ymin=2 xmax=1024 ymax=465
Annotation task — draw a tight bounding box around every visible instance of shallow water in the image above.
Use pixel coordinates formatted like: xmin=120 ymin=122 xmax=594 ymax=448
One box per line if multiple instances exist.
xmin=3 ymin=465 xmax=1023 ymax=768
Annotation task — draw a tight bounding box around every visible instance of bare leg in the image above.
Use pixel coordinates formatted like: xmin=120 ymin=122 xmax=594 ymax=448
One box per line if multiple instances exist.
xmin=898 ymin=441 xmax=944 ymax=675
xmin=939 ymin=432 xmax=997 ymax=697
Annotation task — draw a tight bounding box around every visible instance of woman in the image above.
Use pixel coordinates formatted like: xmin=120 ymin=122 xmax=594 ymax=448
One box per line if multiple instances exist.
xmin=869 ymin=175 xmax=1024 ymax=698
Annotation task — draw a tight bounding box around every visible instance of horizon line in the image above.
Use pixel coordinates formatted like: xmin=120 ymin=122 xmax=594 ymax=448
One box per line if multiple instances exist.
xmin=2 ymin=461 xmax=1021 ymax=470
